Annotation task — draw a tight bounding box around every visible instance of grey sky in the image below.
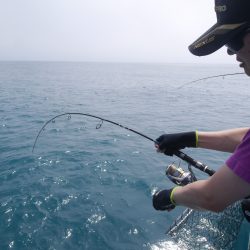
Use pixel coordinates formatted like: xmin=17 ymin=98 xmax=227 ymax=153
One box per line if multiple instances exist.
xmin=0 ymin=0 xmax=235 ymax=63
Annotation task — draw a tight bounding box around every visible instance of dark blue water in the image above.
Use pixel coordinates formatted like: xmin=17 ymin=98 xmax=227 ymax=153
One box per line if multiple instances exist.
xmin=0 ymin=62 xmax=249 ymax=249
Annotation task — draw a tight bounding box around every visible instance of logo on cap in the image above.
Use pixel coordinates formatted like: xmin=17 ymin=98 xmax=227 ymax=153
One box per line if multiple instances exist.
xmin=215 ymin=5 xmax=227 ymax=12
xmin=194 ymin=36 xmax=215 ymax=49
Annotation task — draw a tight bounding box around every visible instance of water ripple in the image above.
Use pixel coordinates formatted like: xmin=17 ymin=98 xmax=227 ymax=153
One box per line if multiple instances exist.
xmin=0 ymin=62 xmax=249 ymax=249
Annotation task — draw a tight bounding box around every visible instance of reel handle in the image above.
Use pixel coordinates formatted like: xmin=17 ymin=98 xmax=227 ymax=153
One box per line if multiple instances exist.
xmin=173 ymin=150 xmax=215 ymax=176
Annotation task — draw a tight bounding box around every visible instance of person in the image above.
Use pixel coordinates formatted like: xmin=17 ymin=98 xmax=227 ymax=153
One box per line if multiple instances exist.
xmin=153 ymin=0 xmax=250 ymax=219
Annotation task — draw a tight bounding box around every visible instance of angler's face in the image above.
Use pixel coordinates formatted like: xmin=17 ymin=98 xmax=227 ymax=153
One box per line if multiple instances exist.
xmin=227 ymin=32 xmax=250 ymax=76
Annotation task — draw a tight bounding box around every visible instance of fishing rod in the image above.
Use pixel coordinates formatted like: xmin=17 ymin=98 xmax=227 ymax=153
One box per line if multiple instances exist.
xmin=177 ymin=72 xmax=245 ymax=89
xmin=32 ymin=112 xmax=215 ymax=176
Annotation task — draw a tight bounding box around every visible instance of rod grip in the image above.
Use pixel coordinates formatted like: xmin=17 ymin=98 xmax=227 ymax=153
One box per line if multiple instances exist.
xmin=173 ymin=150 xmax=215 ymax=176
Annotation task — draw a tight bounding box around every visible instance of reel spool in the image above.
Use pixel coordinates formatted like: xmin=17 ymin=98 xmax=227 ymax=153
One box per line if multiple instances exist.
xmin=165 ymin=163 xmax=196 ymax=186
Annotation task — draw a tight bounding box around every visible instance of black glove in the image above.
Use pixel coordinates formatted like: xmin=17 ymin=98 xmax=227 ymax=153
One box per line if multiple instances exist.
xmin=241 ymin=198 xmax=250 ymax=223
xmin=156 ymin=131 xmax=197 ymax=156
xmin=152 ymin=188 xmax=177 ymax=211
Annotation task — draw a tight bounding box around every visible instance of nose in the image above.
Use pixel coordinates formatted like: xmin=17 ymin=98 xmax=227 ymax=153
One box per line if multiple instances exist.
xmin=227 ymin=48 xmax=235 ymax=55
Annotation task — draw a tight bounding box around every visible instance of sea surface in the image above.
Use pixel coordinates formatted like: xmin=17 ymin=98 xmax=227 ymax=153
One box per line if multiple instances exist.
xmin=0 ymin=61 xmax=249 ymax=250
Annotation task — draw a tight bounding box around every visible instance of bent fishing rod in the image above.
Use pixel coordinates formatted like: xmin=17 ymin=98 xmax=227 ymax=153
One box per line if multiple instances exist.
xmin=177 ymin=72 xmax=245 ymax=89
xmin=32 ymin=112 xmax=215 ymax=176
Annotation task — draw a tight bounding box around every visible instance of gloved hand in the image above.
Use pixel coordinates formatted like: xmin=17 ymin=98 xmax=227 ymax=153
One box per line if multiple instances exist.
xmin=152 ymin=188 xmax=178 ymax=211
xmin=241 ymin=197 xmax=250 ymax=223
xmin=155 ymin=131 xmax=197 ymax=156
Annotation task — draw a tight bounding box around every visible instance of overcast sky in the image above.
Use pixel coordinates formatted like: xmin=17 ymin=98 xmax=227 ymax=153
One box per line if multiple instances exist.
xmin=0 ymin=0 xmax=236 ymax=64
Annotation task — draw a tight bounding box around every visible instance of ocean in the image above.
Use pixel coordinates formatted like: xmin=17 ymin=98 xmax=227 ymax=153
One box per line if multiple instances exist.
xmin=0 ymin=61 xmax=249 ymax=249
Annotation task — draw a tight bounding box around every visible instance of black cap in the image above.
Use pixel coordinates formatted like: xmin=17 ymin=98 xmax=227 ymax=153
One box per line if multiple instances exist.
xmin=189 ymin=0 xmax=250 ymax=56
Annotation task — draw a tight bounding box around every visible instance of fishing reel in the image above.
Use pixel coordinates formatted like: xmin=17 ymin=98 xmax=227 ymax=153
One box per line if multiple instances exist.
xmin=165 ymin=162 xmax=197 ymax=186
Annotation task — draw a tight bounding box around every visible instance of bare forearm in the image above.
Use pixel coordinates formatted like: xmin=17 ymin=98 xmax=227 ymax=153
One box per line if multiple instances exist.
xmin=173 ymin=180 xmax=212 ymax=211
xmin=197 ymin=128 xmax=249 ymax=152
xmin=173 ymin=165 xmax=250 ymax=212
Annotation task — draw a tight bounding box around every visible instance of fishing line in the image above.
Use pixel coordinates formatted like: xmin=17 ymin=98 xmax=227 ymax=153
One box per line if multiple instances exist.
xmin=177 ymin=72 xmax=245 ymax=89
xmin=32 ymin=112 xmax=215 ymax=176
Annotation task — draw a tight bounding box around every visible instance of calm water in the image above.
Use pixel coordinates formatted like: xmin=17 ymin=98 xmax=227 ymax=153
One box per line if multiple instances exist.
xmin=0 ymin=62 xmax=249 ymax=249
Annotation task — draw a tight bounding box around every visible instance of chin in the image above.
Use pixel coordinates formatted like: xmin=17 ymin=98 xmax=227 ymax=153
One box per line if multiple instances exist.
xmin=242 ymin=64 xmax=250 ymax=76
xmin=244 ymin=68 xmax=250 ymax=76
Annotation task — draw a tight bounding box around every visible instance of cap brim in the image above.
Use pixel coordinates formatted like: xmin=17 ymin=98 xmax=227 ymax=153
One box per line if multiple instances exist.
xmin=188 ymin=22 xmax=247 ymax=56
